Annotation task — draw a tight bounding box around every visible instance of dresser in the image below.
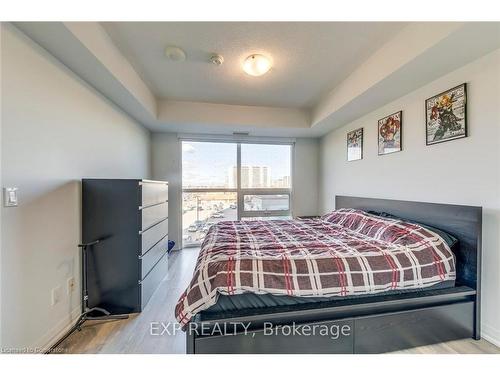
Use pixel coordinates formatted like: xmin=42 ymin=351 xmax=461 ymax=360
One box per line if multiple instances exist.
xmin=82 ymin=179 xmax=169 ymax=314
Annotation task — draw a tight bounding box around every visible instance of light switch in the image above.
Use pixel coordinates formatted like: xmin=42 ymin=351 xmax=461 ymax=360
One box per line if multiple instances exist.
xmin=3 ymin=187 xmax=18 ymax=207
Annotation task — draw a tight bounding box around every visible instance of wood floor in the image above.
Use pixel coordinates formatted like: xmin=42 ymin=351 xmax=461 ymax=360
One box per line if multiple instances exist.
xmin=56 ymin=247 xmax=500 ymax=354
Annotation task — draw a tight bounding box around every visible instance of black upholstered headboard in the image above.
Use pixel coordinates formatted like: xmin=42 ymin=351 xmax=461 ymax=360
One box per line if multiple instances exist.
xmin=335 ymin=196 xmax=482 ymax=292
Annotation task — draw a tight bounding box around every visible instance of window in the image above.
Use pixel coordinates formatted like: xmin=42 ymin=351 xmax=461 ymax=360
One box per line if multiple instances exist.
xmin=182 ymin=192 xmax=237 ymax=247
xmin=182 ymin=140 xmax=292 ymax=247
xmin=239 ymin=143 xmax=292 ymax=220
xmin=182 ymin=141 xmax=236 ymax=189
xmin=182 ymin=141 xmax=237 ymax=247
xmin=241 ymin=144 xmax=291 ymax=188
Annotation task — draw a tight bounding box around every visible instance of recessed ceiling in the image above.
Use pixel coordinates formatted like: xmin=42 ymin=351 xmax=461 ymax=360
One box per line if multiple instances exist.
xmin=17 ymin=22 xmax=498 ymax=137
xmin=101 ymin=22 xmax=407 ymax=108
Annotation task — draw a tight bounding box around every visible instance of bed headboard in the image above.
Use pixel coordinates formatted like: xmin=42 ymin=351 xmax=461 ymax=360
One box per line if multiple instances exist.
xmin=335 ymin=196 xmax=482 ymax=291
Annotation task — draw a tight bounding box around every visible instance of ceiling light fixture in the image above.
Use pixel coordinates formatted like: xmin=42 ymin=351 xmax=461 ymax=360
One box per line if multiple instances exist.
xmin=243 ymin=54 xmax=272 ymax=76
xmin=164 ymin=46 xmax=186 ymax=62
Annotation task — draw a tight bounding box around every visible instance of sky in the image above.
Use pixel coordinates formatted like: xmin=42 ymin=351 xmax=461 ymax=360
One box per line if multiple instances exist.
xmin=182 ymin=141 xmax=291 ymax=188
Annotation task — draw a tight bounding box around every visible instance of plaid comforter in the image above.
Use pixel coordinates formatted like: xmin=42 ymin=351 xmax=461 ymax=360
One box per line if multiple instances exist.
xmin=175 ymin=209 xmax=456 ymax=327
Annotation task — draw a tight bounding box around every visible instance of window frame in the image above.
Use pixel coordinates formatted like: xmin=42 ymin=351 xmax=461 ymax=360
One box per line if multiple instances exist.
xmin=181 ymin=139 xmax=294 ymax=247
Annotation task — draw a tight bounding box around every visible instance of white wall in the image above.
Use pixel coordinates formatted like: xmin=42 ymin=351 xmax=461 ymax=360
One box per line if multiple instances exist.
xmin=0 ymin=24 xmax=151 ymax=351
xmin=151 ymin=134 xmax=320 ymax=248
xmin=151 ymin=133 xmax=182 ymax=250
xmin=293 ymin=138 xmax=319 ymax=217
xmin=319 ymin=49 xmax=500 ymax=345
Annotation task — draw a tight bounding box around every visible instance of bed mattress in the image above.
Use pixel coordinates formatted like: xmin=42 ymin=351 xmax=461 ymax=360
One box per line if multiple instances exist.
xmin=175 ymin=209 xmax=456 ymax=327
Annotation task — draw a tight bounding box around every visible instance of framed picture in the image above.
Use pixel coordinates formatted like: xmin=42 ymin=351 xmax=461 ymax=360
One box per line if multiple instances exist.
xmin=378 ymin=111 xmax=402 ymax=155
xmin=426 ymin=83 xmax=467 ymax=145
xmin=347 ymin=128 xmax=363 ymax=161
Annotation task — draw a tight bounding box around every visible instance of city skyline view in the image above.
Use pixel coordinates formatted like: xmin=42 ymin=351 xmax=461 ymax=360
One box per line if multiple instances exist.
xmin=182 ymin=141 xmax=291 ymax=189
xmin=228 ymin=166 xmax=291 ymax=188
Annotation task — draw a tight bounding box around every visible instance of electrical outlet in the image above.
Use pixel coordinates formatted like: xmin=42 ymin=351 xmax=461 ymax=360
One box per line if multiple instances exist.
xmin=51 ymin=286 xmax=62 ymax=306
xmin=67 ymin=277 xmax=75 ymax=295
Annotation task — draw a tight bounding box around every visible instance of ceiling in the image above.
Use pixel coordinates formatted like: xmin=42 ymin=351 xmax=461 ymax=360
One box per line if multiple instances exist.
xmin=15 ymin=22 xmax=500 ymax=137
xmin=101 ymin=22 xmax=407 ymax=108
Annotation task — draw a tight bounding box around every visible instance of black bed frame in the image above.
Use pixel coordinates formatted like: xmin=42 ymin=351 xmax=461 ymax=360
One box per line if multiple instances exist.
xmin=186 ymin=196 xmax=482 ymax=354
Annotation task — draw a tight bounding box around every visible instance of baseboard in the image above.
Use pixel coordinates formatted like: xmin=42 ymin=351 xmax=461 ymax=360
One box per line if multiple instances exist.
xmin=482 ymin=323 xmax=500 ymax=348
xmin=33 ymin=306 xmax=81 ymax=353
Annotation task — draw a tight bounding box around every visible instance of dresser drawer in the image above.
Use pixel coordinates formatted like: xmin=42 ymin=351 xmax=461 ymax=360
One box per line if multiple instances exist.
xmin=141 ymin=201 xmax=168 ymax=230
xmin=141 ymin=181 xmax=168 ymax=208
xmin=140 ymin=252 xmax=168 ymax=310
xmin=140 ymin=235 xmax=168 ymax=278
xmin=140 ymin=218 xmax=168 ymax=255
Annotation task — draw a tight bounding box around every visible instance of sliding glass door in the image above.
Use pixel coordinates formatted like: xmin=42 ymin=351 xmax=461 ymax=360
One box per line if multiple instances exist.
xmin=181 ymin=140 xmax=293 ymax=247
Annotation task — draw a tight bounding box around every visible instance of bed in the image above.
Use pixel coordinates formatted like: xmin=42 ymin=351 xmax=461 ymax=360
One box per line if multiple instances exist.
xmin=176 ymin=196 xmax=482 ymax=354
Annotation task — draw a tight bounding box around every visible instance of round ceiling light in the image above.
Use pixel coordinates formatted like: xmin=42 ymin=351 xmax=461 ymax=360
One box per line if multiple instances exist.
xmin=164 ymin=46 xmax=186 ymax=62
xmin=243 ymin=54 xmax=272 ymax=76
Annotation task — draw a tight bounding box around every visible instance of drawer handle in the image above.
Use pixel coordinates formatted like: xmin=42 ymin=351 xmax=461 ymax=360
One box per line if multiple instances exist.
xmin=139 ymin=200 xmax=168 ymax=210
xmin=139 ymin=180 xmax=169 ymax=186
xmin=140 ymin=234 xmax=168 ymax=258
xmin=140 ymin=251 xmax=168 ymax=282
xmin=139 ymin=217 xmax=169 ymax=234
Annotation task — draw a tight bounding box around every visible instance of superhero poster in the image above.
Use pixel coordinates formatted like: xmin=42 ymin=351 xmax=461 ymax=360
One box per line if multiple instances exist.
xmin=426 ymin=84 xmax=467 ymax=145
xmin=347 ymin=128 xmax=363 ymax=161
xmin=378 ymin=111 xmax=402 ymax=155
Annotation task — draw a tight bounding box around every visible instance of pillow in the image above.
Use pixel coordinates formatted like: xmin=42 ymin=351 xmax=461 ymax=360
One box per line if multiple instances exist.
xmin=321 ymin=208 xmax=412 ymax=242
xmin=367 ymin=211 xmax=458 ymax=248
xmin=320 ymin=208 xmax=357 ymax=224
